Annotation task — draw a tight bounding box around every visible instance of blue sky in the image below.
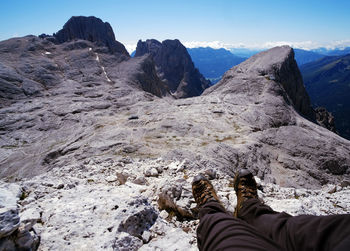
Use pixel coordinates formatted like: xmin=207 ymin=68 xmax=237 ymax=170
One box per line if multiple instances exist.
xmin=1 ymin=0 xmax=350 ymax=52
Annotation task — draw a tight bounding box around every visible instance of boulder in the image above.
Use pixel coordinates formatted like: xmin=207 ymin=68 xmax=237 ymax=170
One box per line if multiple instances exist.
xmin=118 ymin=199 xmax=158 ymax=237
xmin=157 ymin=184 xmax=194 ymax=220
xmin=0 ymin=182 xmax=40 ymax=250
xmin=0 ymin=183 xmax=21 ymax=238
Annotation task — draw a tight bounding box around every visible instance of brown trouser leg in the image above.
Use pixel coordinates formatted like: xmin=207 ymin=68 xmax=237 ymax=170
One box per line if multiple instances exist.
xmin=239 ymin=198 xmax=350 ymax=251
xmin=197 ymin=200 xmax=282 ymax=251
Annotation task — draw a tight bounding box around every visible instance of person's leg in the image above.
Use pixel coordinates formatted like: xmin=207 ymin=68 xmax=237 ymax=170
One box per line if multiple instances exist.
xmin=233 ymin=169 xmax=350 ymax=251
xmin=197 ymin=200 xmax=282 ymax=251
xmin=192 ymin=174 xmax=281 ymax=251
xmin=239 ymin=198 xmax=350 ymax=251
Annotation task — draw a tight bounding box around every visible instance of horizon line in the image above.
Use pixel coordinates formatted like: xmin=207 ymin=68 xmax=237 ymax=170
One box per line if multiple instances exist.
xmin=122 ymin=40 xmax=350 ymax=54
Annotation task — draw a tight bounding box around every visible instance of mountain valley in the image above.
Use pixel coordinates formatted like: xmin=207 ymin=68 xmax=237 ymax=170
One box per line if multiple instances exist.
xmin=301 ymin=53 xmax=350 ymax=140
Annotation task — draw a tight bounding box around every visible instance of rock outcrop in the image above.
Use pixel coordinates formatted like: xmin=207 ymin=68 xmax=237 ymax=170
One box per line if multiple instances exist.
xmin=54 ymin=16 xmax=129 ymax=56
xmin=315 ymin=107 xmax=337 ymax=133
xmin=0 ymin=182 xmax=40 ymax=250
xmin=202 ymin=46 xmax=350 ymax=186
xmin=0 ymin=33 xmax=166 ymax=105
xmin=135 ymin=39 xmax=210 ymax=98
xmin=206 ymin=46 xmax=315 ymax=121
xmin=114 ymin=54 xmax=169 ymax=97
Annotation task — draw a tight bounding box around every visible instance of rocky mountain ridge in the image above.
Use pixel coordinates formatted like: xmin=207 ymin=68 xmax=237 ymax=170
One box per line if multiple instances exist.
xmin=206 ymin=46 xmax=316 ymax=121
xmin=44 ymin=16 xmax=129 ymax=56
xmin=135 ymin=39 xmax=210 ymax=98
xmin=1 ymin=16 xmax=350 ymax=250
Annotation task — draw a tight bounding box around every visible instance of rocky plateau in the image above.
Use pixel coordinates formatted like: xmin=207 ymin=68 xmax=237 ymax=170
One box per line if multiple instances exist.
xmin=0 ymin=16 xmax=350 ymax=250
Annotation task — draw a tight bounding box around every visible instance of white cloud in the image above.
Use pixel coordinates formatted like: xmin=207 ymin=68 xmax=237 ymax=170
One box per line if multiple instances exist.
xmin=183 ymin=41 xmax=230 ymax=49
xmin=325 ymin=40 xmax=350 ymax=50
xmin=121 ymin=40 xmax=350 ymax=54
xmin=182 ymin=40 xmax=350 ymax=51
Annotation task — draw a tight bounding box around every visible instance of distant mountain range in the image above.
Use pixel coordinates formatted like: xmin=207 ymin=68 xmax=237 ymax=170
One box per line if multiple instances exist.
xmin=184 ymin=47 xmax=346 ymax=84
xmin=312 ymin=47 xmax=350 ymax=56
xmin=184 ymin=45 xmax=350 ymax=140
xmin=227 ymin=47 xmax=350 ymax=65
xmin=293 ymin=49 xmax=325 ymax=65
xmin=228 ymin=47 xmax=350 ymax=59
xmin=187 ymin=47 xmax=246 ymax=84
xmin=132 ymin=46 xmax=350 ymax=84
xmin=300 ymin=53 xmax=350 ymax=140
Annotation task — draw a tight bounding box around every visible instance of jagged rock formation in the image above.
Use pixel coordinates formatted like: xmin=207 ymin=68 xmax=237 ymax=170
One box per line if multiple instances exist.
xmin=1 ymin=16 xmax=350 ymax=250
xmin=315 ymin=107 xmax=336 ymax=133
xmin=0 ymin=36 xmax=166 ymax=102
xmin=135 ymin=39 xmax=210 ymax=98
xmin=54 ymin=16 xmax=129 ymax=56
xmin=202 ymin=46 xmax=350 ymax=185
xmin=206 ymin=46 xmax=316 ymax=121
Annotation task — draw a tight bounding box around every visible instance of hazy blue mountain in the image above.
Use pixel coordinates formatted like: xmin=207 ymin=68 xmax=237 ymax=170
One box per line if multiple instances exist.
xmin=300 ymin=54 xmax=350 ymax=139
xmin=187 ymin=47 xmax=246 ymax=84
xmin=311 ymin=47 xmax=350 ymax=56
xmin=228 ymin=48 xmax=261 ymax=58
xmin=293 ymin=49 xmax=325 ymax=65
xmin=187 ymin=47 xmax=327 ymax=84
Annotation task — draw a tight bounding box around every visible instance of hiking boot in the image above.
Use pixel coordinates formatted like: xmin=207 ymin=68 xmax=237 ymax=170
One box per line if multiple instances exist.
xmin=192 ymin=174 xmax=220 ymax=207
xmin=233 ymin=169 xmax=258 ymax=217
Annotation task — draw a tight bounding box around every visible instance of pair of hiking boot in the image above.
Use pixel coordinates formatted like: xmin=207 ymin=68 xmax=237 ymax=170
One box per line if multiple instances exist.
xmin=192 ymin=169 xmax=258 ymax=217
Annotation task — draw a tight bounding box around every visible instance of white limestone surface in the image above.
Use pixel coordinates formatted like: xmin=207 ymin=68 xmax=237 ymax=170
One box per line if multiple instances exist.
xmin=12 ymin=157 xmax=350 ymax=250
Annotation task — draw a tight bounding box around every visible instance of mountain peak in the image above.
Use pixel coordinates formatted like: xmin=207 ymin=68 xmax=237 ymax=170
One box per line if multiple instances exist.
xmin=134 ymin=39 xmax=162 ymax=57
xmin=237 ymin=45 xmax=293 ymax=73
xmin=135 ymin=39 xmax=210 ymax=98
xmin=54 ymin=16 xmax=129 ymax=56
xmin=208 ymin=46 xmax=315 ymax=121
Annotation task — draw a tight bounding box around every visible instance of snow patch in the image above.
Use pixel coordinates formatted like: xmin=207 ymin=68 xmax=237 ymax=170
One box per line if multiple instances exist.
xmin=101 ymin=66 xmax=112 ymax=82
xmin=94 ymin=52 xmax=111 ymax=82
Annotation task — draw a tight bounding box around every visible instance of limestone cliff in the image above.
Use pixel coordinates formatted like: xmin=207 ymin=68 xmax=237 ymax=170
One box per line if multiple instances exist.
xmin=135 ymin=39 xmax=210 ymax=98
xmin=54 ymin=16 xmax=129 ymax=56
xmin=205 ymin=46 xmax=315 ymax=121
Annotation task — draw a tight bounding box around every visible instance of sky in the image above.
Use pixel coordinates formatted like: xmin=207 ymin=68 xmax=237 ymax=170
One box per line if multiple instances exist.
xmin=1 ymin=0 xmax=350 ymax=53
